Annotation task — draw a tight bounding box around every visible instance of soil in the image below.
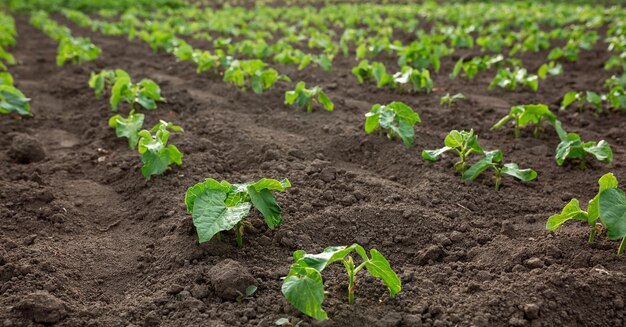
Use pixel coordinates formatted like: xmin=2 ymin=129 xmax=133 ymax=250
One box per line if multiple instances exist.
xmin=1 ymin=12 xmax=626 ymax=327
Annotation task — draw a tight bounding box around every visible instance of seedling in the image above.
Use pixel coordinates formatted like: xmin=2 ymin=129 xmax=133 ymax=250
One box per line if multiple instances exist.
xmin=450 ymin=55 xmax=504 ymax=81
xmin=224 ymin=59 xmax=289 ymax=94
xmin=555 ymin=130 xmax=612 ymax=170
xmin=137 ymin=121 xmax=183 ymax=179
xmin=108 ymin=111 xmax=144 ymax=149
xmin=422 ymin=129 xmax=484 ymax=174
xmin=490 ymin=104 xmax=557 ymax=138
xmin=281 ymin=244 xmax=401 ymax=320
xmin=537 ymin=61 xmax=563 ymax=80
xmin=364 ymin=101 xmax=421 ymax=147
xmin=236 ymin=285 xmax=257 ymax=303
xmin=462 ymin=150 xmax=537 ymax=191
xmin=184 ymin=178 xmax=290 ymax=247
xmin=547 ymin=173 xmax=625 ymax=255
xmin=0 ymin=85 xmax=31 ymax=116
xmin=110 ymin=70 xmax=165 ymax=111
xmin=88 ymin=69 xmax=119 ymax=98
xmin=56 ymin=37 xmax=101 ymax=66
xmin=392 ymin=66 xmax=433 ymax=93
xmin=439 ymin=93 xmax=465 ymax=108
xmin=489 ymin=67 xmax=538 ymax=92
xmin=284 ymin=81 xmax=333 ymax=112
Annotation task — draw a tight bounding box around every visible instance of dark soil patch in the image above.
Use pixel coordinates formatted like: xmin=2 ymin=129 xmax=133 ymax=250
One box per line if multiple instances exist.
xmin=0 ymin=13 xmax=625 ymax=327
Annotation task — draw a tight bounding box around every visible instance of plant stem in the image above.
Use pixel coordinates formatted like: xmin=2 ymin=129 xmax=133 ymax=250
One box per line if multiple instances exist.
xmin=494 ymin=171 xmax=501 ymax=191
xmin=514 ymin=126 xmax=520 ymax=139
xmin=618 ymin=237 xmax=625 ymax=256
xmin=235 ymin=223 xmax=244 ymax=248
xmin=588 ymin=225 xmax=597 ymax=244
xmin=579 ymin=157 xmax=587 ymax=170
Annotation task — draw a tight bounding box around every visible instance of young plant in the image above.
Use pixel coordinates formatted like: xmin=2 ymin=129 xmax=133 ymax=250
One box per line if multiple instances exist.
xmin=108 ymin=111 xmax=144 ymax=149
xmin=439 ymin=93 xmax=465 ymax=108
xmin=88 ymin=69 xmax=118 ymax=99
xmin=236 ymin=285 xmax=257 ymax=303
xmin=137 ymin=121 xmax=183 ymax=179
xmin=560 ymin=91 xmax=604 ymax=112
xmin=547 ymin=173 xmax=625 ymax=255
xmin=392 ymin=66 xmax=433 ymax=93
xmin=184 ymin=178 xmax=291 ymax=247
xmin=110 ymin=70 xmax=165 ymax=111
xmin=422 ymin=129 xmax=484 ymax=174
xmin=489 ymin=67 xmax=539 ymax=92
xmin=281 ymin=244 xmax=401 ymax=320
xmin=352 ymin=60 xmax=374 ymax=85
xmin=555 ymin=131 xmax=612 ymax=169
xmin=56 ymin=37 xmax=101 ymax=66
xmin=537 ymin=61 xmax=563 ymax=80
xmin=462 ymin=149 xmax=537 ymax=191
xmin=224 ymin=59 xmax=288 ymax=94
xmin=284 ymin=81 xmax=333 ymax=112
xmin=0 ymin=85 xmax=31 ymax=116
xmin=490 ymin=104 xmax=557 ymax=138
xmin=364 ymin=101 xmax=421 ymax=147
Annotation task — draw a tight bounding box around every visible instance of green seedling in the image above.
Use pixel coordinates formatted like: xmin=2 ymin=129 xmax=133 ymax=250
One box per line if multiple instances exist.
xmin=0 ymin=85 xmax=31 ymax=116
xmin=537 ymin=61 xmax=563 ymax=80
xmin=184 ymin=178 xmax=290 ymax=247
xmin=137 ymin=120 xmax=183 ymax=179
xmin=462 ymin=149 xmax=537 ymax=191
xmin=364 ymin=101 xmax=421 ymax=147
xmin=490 ymin=104 xmax=557 ymax=138
xmin=560 ymin=91 xmax=604 ymax=112
xmin=555 ymin=128 xmax=612 ymax=169
xmin=489 ymin=67 xmax=538 ymax=92
xmin=392 ymin=66 xmax=433 ymax=93
xmin=439 ymin=93 xmax=465 ymax=108
xmin=56 ymin=37 xmax=101 ymax=66
xmin=284 ymin=81 xmax=334 ymax=112
xmin=281 ymin=244 xmax=401 ymax=320
xmin=111 ymin=70 xmax=165 ymax=111
xmin=224 ymin=59 xmax=289 ymax=94
xmin=0 ymin=72 xmax=13 ymax=86
xmin=236 ymin=285 xmax=257 ymax=303
xmin=422 ymin=129 xmax=484 ymax=174
xmin=450 ymin=55 xmax=504 ymax=81
xmin=88 ymin=69 xmax=122 ymax=99
xmin=547 ymin=173 xmax=625 ymax=255
xmin=108 ymin=110 xmax=144 ymax=149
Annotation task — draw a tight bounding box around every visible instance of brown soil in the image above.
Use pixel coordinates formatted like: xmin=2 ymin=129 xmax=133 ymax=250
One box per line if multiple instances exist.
xmin=1 ymin=13 xmax=625 ymax=327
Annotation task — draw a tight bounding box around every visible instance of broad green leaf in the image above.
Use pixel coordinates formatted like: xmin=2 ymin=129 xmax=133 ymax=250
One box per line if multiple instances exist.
xmin=281 ymin=267 xmax=327 ymax=320
xmin=0 ymin=85 xmax=31 ymax=116
xmin=388 ymin=101 xmax=420 ymax=125
xmin=598 ymin=188 xmax=626 ymax=240
xmin=364 ymin=113 xmax=380 ymax=134
xmin=248 ymin=187 xmax=283 ymax=229
xmin=583 ymin=140 xmax=613 ymax=163
xmin=588 ymin=173 xmax=619 ymax=224
xmin=422 ymin=147 xmax=451 ymax=161
xmin=192 ymin=189 xmax=252 ymax=243
xmin=561 ymin=91 xmax=579 ymax=110
xmin=296 ymin=245 xmax=357 ymax=272
xmin=108 ymin=112 xmax=144 ymax=149
xmin=110 ymin=76 xmax=130 ymax=111
xmin=0 ymin=72 xmax=14 ymax=86
xmin=249 ymin=178 xmax=291 ymax=192
xmin=318 ymin=91 xmax=334 ymax=111
xmin=462 ymin=150 xmax=501 ymax=181
xmin=546 ymin=199 xmax=588 ymax=230
xmin=185 ymin=178 xmax=233 ymax=212
xmin=363 ymin=249 xmax=401 ymax=297
xmin=501 ymin=163 xmax=537 ymax=181
xmin=444 ymin=130 xmax=463 ymax=148
xmin=394 ymin=120 xmax=414 ymax=147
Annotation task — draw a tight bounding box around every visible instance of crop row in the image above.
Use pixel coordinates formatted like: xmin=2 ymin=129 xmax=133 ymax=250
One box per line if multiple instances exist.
xmin=0 ymin=11 xmax=30 ymax=117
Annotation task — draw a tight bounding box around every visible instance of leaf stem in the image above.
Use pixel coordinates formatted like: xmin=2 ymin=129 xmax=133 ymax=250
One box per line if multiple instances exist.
xmin=494 ymin=171 xmax=502 ymax=191
xmin=588 ymin=225 xmax=597 ymax=244
xmin=235 ymin=223 xmax=244 ymax=248
xmin=618 ymin=237 xmax=625 ymax=256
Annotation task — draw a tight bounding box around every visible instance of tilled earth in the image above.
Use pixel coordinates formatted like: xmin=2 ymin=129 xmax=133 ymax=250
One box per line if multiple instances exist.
xmin=0 ymin=14 xmax=625 ymax=327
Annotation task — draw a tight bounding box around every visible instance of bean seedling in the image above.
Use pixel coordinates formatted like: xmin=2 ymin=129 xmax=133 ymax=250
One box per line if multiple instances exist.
xmin=0 ymin=85 xmax=31 ymax=116
xmin=490 ymin=104 xmax=558 ymax=138
xmin=422 ymin=129 xmax=484 ymax=174
xmin=184 ymin=178 xmax=290 ymax=247
xmin=108 ymin=110 xmax=144 ymax=149
xmin=555 ymin=130 xmax=612 ymax=170
xmin=364 ymin=101 xmax=421 ymax=147
xmin=439 ymin=93 xmax=465 ymax=108
xmin=284 ymin=81 xmax=334 ymax=112
xmin=137 ymin=120 xmax=184 ymax=179
xmin=462 ymin=149 xmax=537 ymax=191
xmin=281 ymin=244 xmax=401 ymax=320
xmin=547 ymin=173 xmax=626 ymax=255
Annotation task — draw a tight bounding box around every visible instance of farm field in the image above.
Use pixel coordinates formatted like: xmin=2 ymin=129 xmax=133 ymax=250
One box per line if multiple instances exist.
xmin=1 ymin=0 xmax=626 ymax=326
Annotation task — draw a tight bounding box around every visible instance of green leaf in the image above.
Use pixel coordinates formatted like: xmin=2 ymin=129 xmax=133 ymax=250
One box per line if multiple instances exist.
xmin=422 ymin=147 xmax=451 ymax=161
xmin=0 ymin=85 xmax=31 ymax=116
xmin=546 ymin=199 xmax=589 ymax=230
xmin=363 ymin=249 xmax=401 ymax=297
xmin=501 ymin=163 xmax=537 ymax=182
xmin=281 ymin=267 xmax=327 ymax=320
xmin=108 ymin=112 xmax=144 ymax=149
xmin=0 ymin=72 xmax=14 ymax=86
xmin=462 ymin=150 xmax=501 ymax=181
xmin=248 ymin=187 xmax=283 ymax=229
xmin=184 ymin=178 xmax=233 ymax=212
xmin=249 ymin=178 xmax=291 ymax=192
xmin=583 ymin=140 xmax=613 ymax=163
xmin=192 ymin=189 xmax=252 ymax=243
xmin=318 ymin=91 xmax=334 ymax=112
xmin=296 ymin=245 xmax=358 ymax=272
xmin=444 ymin=130 xmax=464 ymax=148
xmin=598 ymin=188 xmax=626 ymax=240
xmin=110 ymin=76 xmax=130 ymax=111
xmin=588 ymin=173 xmax=619 ymax=224
xmin=561 ymin=91 xmax=579 ymax=110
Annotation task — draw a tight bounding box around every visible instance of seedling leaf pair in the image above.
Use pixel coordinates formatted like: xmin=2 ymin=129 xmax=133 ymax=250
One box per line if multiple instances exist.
xmin=490 ymin=104 xmax=557 ymax=138
xmin=281 ymin=244 xmax=400 ymax=320
xmin=555 ymin=132 xmax=612 ymax=169
xmin=137 ymin=121 xmax=184 ymax=179
xmin=462 ymin=150 xmax=537 ymax=190
xmin=185 ymin=178 xmax=290 ymax=247
xmin=108 ymin=111 xmax=145 ymax=149
xmin=364 ymin=101 xmax=421 ymax=147
xmin=284 ymin=81 xmax=333 ymax=112
xmin=422 ymin=129 xmax=483 ymax=173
